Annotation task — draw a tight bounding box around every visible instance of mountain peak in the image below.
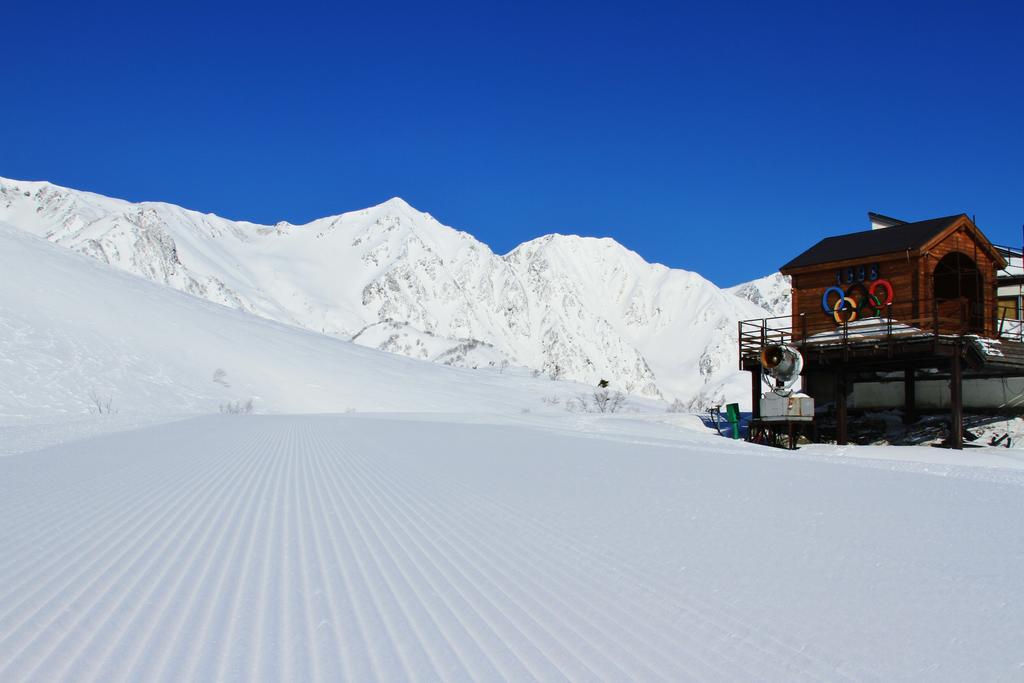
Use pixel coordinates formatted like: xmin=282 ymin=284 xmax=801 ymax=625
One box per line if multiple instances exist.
xmin=0 ymin=175 xmax=782 ymax=407
xmin=374 ymin=196 xmax=417 ymax=212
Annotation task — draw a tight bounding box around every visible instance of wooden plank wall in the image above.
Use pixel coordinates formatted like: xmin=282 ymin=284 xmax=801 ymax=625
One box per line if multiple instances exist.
xmin=791 ymin=254 xmax=917 ymax=338
xmin=919 ymin=226 xmax=999 ymax=337
xmin=789 ymin=225 xmax=1000 ymax=339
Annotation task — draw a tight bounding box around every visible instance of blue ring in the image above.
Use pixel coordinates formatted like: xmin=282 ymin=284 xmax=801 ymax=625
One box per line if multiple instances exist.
xmin=821 ymin=286 xmax=845 ymax=314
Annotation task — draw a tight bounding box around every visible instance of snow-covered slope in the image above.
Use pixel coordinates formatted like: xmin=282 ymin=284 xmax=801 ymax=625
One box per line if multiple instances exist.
xmin=1 ymin=177 xmax=769 ymax=407
xmin=506 ymin=234 xmax=770 ymax=407
xmin=3 ymin=412 xmax=1023 ymax=680
xmin=0 ymin=221 xmax=624 ymax=425
xmin=4 ymin=194 xmax=1024 ymax=682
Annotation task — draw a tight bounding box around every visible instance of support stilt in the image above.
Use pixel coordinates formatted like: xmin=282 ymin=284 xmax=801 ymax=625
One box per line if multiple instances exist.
xmin=903 ymin=366 xmax=916 ymax=425
xmin=751 ymin=367 xmax=761 ymax=419
xmin=836 ymin=368 xmax=848 ymax=446
xmin=950 ymin=349 xmax=963 ymax=450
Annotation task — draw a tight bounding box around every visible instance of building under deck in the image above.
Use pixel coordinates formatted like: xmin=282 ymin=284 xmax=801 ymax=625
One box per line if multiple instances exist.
xmin=740 ymin=212 xmax=1024 ymax=449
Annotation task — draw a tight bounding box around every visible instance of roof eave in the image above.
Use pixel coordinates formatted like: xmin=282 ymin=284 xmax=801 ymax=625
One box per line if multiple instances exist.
xmin=918 ymin=215 xmax=1008 ymax=269
xmin=780 ymin=247 xmax=922 ymax=276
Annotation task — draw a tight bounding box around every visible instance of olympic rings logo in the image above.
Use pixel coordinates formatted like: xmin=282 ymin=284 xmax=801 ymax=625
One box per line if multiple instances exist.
xmin=821 ymin=279 xmax=894 ymax=323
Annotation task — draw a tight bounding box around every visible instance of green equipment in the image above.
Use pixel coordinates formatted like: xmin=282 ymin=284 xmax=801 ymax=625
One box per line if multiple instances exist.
xmin=725 ymin=403 xmax=741 ymax=439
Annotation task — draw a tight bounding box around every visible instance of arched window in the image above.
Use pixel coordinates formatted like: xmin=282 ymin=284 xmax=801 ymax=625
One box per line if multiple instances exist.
xmin=933 ymin=252 xmax=983 ymax=333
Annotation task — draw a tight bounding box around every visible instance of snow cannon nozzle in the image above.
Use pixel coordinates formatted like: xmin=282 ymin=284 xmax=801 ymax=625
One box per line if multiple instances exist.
xmin=759 ymin=343 xmax=804 ymax=395
xmin=760 ymin=345 xmax=786 ymax=369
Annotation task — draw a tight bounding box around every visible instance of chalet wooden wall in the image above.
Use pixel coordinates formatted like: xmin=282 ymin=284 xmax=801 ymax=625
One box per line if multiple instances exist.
xmin=787 ymin=217 xmax=1001 ymax=340
xmin=790 ymin=254 xmax=918 ymax=339
xmin=919 ymin=225 xmax=999 ymax=338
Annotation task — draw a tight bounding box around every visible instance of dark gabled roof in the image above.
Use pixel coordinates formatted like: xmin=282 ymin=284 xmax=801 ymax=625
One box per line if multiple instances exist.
xmin=781 ymin=214 xmax=966 ymax=272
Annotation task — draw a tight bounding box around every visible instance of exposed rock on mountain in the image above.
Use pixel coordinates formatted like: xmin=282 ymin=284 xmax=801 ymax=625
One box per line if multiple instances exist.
xmin=1 ymin=177 xmax=777 ymax=406
xmin=727 ymin=272 xmax=792 ymax=318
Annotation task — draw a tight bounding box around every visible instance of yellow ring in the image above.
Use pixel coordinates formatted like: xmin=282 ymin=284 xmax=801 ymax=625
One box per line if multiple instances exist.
xmin=833 ymin=297 xmax=858 ymax=323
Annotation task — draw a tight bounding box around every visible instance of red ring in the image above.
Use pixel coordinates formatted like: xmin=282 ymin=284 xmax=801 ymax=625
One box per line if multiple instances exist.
xmin=869 ymin=279 xmax=894 ymax=306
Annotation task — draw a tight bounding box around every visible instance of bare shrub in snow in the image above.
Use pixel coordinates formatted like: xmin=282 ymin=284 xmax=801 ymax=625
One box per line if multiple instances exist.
xmin=568 ymin=389 xmax=626 ymax=413
xmin=87 ymin=389 xmax=117 ymax=414
xmin=498 ymin=359 xmax=510 ymax=374
xmin=592 ymin=389 xmax=626 ymax=413
xmin=548 ymin=364 xmax=564 ymax=381
xmin=666 ymin=398 xmax=687 ymax=413
xmin=212 ymin=368 xmax=230 ymax=387
xmin=531 ymin=368 xmax=542 ymax=378
xmin=565 ymin=394 xmax=590 ymax=413
xmin=220 ymin=399 xmax=254 ymax=414
xmin=541 ymin=395 xmax=561 ymax=406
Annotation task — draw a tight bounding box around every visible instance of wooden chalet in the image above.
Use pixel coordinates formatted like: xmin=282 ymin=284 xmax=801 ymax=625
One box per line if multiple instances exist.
xmin=739 ymin=212 xmax=1024 ymax=449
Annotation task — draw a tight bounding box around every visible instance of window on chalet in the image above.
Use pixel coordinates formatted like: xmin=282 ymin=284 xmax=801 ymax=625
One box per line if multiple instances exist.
xmin=933 ymin=252 xmax=984 ymax=333
xmin=998 ymin=296 xmax=1021 ymax=321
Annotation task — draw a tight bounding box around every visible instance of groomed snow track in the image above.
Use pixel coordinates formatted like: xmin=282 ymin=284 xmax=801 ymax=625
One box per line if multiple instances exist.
xmin=2 ymin=415 xmax=1022 ymax=680
xmin=0 ymin=416 xmax=854 ymax=681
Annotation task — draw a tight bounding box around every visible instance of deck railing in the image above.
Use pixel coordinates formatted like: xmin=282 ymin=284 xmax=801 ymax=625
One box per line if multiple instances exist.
xmin=999 ymin=317 xmax=1024 ymax=340
xmin=739 ymin=299 xmax=1024 ymax=368
xmin=994 ymin=243 xmax=1024 ymax=278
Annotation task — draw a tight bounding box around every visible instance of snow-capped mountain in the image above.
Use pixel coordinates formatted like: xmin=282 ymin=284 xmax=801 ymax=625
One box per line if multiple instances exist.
xmin=1 ymin=177 xmax=779 ymax=407
xmin=1 ymin=219 xmax=640 ymax=425
xmin=727 ymin=272 xmax=792 ymax=318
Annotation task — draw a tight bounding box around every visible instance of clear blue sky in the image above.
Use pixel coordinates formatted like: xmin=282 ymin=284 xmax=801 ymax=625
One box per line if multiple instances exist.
xmin=4 ymin=1 xmax=1022 ymax=285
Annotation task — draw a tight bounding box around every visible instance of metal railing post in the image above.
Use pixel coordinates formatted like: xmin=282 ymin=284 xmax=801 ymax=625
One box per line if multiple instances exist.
xmin=843 ymin=316 xmax=849 ymax=361
xmin=737 ymin=320 xmax=743 ymax=370
xmin=887 ymin=302 xmax=894 ymax=357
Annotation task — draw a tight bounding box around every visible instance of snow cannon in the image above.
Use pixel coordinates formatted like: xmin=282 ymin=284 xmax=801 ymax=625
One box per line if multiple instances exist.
xmin=759 ymin=344 xmax=814 ymax=420
xmin=760 ymin=344 xmax=803 ymax=393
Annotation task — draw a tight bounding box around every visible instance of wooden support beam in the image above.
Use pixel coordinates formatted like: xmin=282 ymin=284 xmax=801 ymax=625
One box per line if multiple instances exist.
xmin=903 ymin=367 xmax=916 ymax=425
xmin=950 ymin=348 xmax=963 ymax=450
xmin=751 ymin=367 xmax=761 ymax=419
xmin=836 ymin=369 xmax=848 ymax=446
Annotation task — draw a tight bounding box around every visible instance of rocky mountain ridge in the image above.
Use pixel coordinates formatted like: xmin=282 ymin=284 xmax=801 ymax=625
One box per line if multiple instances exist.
xmin=1 ymin=177 xmax=785 ymax=408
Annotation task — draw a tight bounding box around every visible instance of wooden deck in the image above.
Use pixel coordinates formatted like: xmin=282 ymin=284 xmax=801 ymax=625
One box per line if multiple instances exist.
xmin=739 ymin=311 xmax=1024 ymax=450
xmin=740 ymin=313 xmax=1024 ymax=376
